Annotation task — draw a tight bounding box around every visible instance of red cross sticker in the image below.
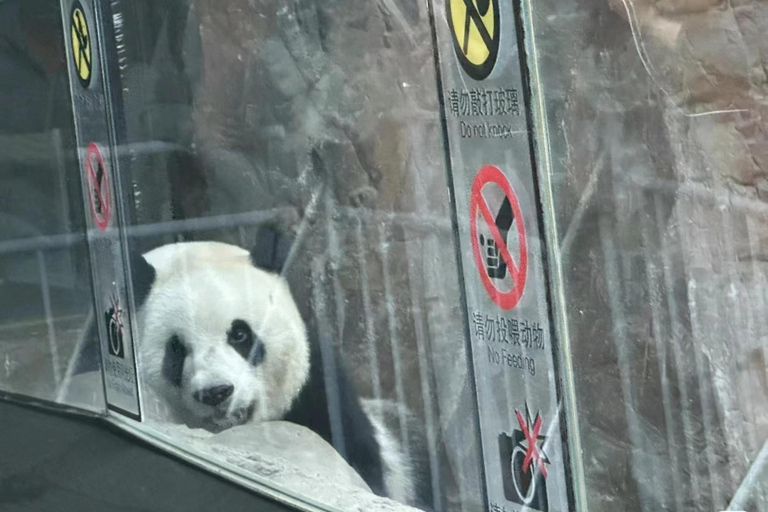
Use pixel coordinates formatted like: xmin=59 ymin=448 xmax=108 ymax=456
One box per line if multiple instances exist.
xmin=515 ymin=406 xmax=549 ymax=479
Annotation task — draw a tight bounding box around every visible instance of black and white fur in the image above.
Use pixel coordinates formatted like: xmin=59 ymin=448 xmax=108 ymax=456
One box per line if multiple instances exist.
xmin=76 ymin=229 xmax=429 ymax=507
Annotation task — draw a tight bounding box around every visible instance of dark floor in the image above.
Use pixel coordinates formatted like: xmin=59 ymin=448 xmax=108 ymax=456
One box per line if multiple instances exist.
xmin=0 ymin=398 xmax=292 ymax=512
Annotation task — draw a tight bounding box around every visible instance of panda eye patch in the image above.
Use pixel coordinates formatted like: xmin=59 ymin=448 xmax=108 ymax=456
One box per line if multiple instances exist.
xmin=162 ymin=334 xmax=186 ymax=387
xmin=228 ymin=320 xmax=264 ymax=366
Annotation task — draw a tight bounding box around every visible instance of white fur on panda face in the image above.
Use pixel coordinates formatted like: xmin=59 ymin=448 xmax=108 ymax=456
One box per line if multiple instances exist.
xmin=138 ymin=242 xmax=310 ymax=430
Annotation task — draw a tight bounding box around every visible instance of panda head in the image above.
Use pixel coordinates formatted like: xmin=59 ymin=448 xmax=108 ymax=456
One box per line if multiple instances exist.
xmin=134 ymin=232 xmax=308 ymax=431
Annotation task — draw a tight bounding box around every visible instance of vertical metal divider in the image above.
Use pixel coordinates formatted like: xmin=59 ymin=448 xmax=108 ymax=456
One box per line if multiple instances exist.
xmin=515 ymin=1 xmax=584 ymax=510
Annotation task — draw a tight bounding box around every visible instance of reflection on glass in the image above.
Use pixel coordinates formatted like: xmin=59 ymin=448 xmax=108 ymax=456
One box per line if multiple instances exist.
xmin=0 ymin=0 xmax=765 ymax=511
xmin=0 ymin=0 xmax=100 ymax=411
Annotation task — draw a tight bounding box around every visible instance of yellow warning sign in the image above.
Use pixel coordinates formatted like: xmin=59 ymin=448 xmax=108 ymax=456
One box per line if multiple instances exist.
xmin=448 ymin=0 xmax=499 ymax=81
xmin=70 ymin=2 xmax=92 ymax=88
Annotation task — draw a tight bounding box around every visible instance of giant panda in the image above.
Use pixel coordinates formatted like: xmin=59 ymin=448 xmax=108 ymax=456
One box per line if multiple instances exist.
xmin=73 ymin=228 xmax=431 ymax=508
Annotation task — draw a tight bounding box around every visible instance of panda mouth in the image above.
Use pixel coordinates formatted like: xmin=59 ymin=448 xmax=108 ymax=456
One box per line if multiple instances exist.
xmin=203 ymin=403 xmax=256 ymax=432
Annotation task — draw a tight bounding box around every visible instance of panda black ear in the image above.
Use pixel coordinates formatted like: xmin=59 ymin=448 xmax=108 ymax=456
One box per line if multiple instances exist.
xmin=250 ymin=225 xmax=292 ymax=274
xmin=129 ymin=250 xmax=156 ymax=307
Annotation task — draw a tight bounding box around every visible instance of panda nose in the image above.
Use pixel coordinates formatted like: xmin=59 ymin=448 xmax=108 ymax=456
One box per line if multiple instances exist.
xmin=194 ymin=384 xmax=234 ymax=406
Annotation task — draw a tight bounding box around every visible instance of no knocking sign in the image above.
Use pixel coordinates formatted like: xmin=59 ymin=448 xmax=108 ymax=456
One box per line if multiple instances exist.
xmin=469 ymin=165 xmax=528 ymax=310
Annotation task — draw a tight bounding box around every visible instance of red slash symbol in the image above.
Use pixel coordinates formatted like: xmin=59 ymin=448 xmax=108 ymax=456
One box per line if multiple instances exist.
xmin=84 ymin=142 xmax=111 ymax=231
xmin=469 ymin=165 xmax=528 ymax=310
xmin=515 ymin=405 xmax=549 ymax=478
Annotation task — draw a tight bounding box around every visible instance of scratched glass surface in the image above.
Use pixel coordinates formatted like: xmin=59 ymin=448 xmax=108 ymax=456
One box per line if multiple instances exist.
xmin=108 ymin=1 xmax=483 ymax=509
xmin=532 ymin=0 xmax=768 ymax=510
xmin=5 ymin=1 xmax=484 ymax=511
xmin=0 ymin=0 xmax=766 ymax=511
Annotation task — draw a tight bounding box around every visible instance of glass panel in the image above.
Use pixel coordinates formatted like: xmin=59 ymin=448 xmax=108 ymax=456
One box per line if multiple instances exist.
xmin=96 ymin=1 xmax=484 ymax=510
xmin=531 ymin=0 xmax=768 ymax=510
xmin=1 ymin=0 xmax=766 ymax=511
xmin=0 ymin=0 xmax=103 ymax=412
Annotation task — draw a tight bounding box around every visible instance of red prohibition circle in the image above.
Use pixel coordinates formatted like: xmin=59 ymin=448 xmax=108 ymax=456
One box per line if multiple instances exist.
xmin=469 ymin=165 xmax=528 ymax=310
xmin=84 ymin=142 xmax=111 ymax=231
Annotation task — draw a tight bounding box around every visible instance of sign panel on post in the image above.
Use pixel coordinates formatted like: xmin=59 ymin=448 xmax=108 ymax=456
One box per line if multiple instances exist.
xmin=61 ymin=0 xmax=142 ymax=421
xmin=428 ymin=1 xmax=573 ymax=510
